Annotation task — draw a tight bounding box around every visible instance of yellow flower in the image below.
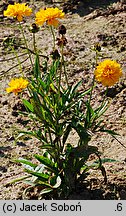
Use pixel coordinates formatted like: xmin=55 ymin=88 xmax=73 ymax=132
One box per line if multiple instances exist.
xmin=35 ymin=7 xmax=65 ymax=27
xmin=94 ymin=59 xmax=122 ymax=86
xmin=4 ymin=3 xmax=32 ymax=22
xmin=6 ymin=77 xmax=29 ymax=95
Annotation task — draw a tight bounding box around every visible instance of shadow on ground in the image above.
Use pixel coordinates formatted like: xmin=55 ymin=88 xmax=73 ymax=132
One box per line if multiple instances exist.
xmin=0 ymin=0 xmax=122 ymax=17
xmin=54 ymin=0 xmax=120 ymax=16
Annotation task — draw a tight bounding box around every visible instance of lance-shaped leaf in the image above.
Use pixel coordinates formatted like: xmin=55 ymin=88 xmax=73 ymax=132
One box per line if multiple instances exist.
xmin=22 ymin=99 xmax=34 ymax=112
xmin=63 ymin=124 xmax=72 ymax=145
xmin=34 ymin=154 xmax=58 ymax=173
xmin=24 ymin=169 xmax=49 ymax=182
xmin=15 ymin=158 xmax=37 ymax=170
xmin=34 ymin=54 xmax=40 ymax=79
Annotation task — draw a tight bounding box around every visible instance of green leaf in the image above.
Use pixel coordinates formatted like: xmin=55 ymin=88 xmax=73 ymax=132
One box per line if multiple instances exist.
xmin=72 ymin=121 xmax=91 ymax=145
xmin=34 ymin=164 xmax=45 ymax=172
xmin=34 ymin=154 xmax=58 ymax=173
xmin=15 ymin=158 xmax=37 ymax=169
xmin=63 ymin=124 xmax=71 ymax=145
xmin=80 ymin=164 xmax=90 ymax=172
xmin=50 ymin=60 xmax=60 ymax=78
xmin=71 ymin=80 xmax=82 ymax=96
xmin=16 ymin=130 xmax=47 ymax=143
xmin=40 ymin=188 xmax=53 ymax=195
xmin=38 ymin=78 xmax=47 ymax=90
xmin=100 ymin=129 xmax=119 ymax=136
xmin=25 ymin=169 xmax=49 ymax=181
xmin=93 ymin=119 xmax=103 ymax=131
xmin=34 ymin=54 xmax=40 ymax=79
xmin=94 ymin=158 xmax=119 ymax=164
xmin=26 ymin=164 xmax=45 ymax=182
xmin=4 ymin=175 xmax=31 ymax=186
xmin=40 ymin=144 xmax=55 ymax=149
xmin=29 ymin=164 xmax=46 ymax=182
xmin=77 ymin=88 xmax=91 ymax=98
xmin=52 ymin=176 xmax=61 ymax=188
xmin=85 ymin=102 xmax=95 ymax=128
xmin=23 ymin=180 xmax=36 ymax=186
xmin=16 ymin=132 xmax=27 ymax=140
xmin=95 ymin=100 xmax=109 ymax=118
xmin=22 ymin=99 xmax=34 ymax=112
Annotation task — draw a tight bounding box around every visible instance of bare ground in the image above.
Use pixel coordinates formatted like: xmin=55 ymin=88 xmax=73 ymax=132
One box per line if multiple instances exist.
xmin=0 ymin=0 xmax=126 ymax=199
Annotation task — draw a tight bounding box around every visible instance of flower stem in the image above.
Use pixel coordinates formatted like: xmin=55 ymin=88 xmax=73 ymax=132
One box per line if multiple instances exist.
xmin=61 ymin=44 xmax=69 ymax=87
xmin=10 ymin=45 xmax=23 ymax=76
xmin=101 ymin=86 xmax=108 ymax=107
xmin=58 ymin=63 xmax=62 ymax=96
xmin=50 ymin=26 xmax=55 ymax=50
xmin=89 ymin=50 xmax=98 ymax=104
xmin=19 ymin=22 xmax=33 ymax=67
xmin=33 ymin=33 xmax=37 ymax=53
xmin=89 ymin=76 xmax=95 ymax=104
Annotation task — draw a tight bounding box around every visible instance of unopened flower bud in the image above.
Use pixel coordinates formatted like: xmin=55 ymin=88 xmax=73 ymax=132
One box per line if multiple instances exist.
xmin=50 ymin=49 xmax=60 ymax=60
xmin=94 ymin=42 xmax=101 ymax=52
xmin=58 ymin=25 xmax=66 ymax=35
xmin=29 ymin=23 xmax=39 ymax=33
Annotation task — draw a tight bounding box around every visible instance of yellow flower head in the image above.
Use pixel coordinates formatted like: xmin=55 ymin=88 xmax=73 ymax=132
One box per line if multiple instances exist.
xmin=35 ymin=7 xmax=65 ymax=27
xmin=6 ymin=77 xmax=29 ymax=95
xmin=4 ymin=3 xmax=32 ymax=22
xmin=94 ymin=59 xmax=122 ymax=86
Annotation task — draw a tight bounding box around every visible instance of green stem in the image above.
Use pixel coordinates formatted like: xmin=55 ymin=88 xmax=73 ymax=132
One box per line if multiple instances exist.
xmin=104 ymin=86 xmax=108 ymax=98
xmin=61 ymin=44 xmax=69 ymax=87
xmin=10 ymin=45 xmax=23 ymax=76
xmin=89 ymin=76 xmax=95 ymax=104
xmin=95 ymin=50 xmax=98 ymax=67
xmin=58 ymin=52 xmax=62 ymax=95
xmin=100 ymin=87 xmax=108 ymax=108
xmin=50 ymin=26 xmax=55 ymax=50
xmin=48 ymin=127 xmax=53 ymax=146
xmin=89 ymin=50 xmax=98 ymax=104
xmin=33 ymin=33 xmax=36 ymax=53
xmin=19 ymin=22 xmax=33 ymax=67
xmin=32 ymin=32 xmax=40 ymax=78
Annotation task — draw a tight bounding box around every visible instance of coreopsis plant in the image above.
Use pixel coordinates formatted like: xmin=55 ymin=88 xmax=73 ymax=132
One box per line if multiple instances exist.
xmin=6 ymin=77 xmax=29 ymax=95
xmin=5 ymin=4 xmax=123 ymax=199
xmin=35 ymin=7 xmax=65 ymax=27
xmin=94 ymin=59 xmax=122 ymax=86
xmin=4 ymin=3 xmax=32 ymax=21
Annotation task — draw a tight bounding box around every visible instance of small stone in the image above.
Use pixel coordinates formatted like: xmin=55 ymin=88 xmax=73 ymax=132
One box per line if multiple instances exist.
xmin=2 ymin=100 xmax=8 ymax=105
xmin=8 ymin=136 xmax=14 ymax=141
xmin=120 ymin=46 xmax=125 ymax=52
xmin=11 ymin=111 xmax=18 ymax=117
xmin=119 ymin=189 xmax=126 ymax=200
xmin=0 ymin=166 xmax=7 ymax=173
